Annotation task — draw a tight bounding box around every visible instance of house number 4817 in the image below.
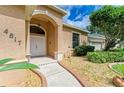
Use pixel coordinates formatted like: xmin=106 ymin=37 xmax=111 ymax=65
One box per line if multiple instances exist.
xmin=3 ymin=29 xmax=22 ymax=46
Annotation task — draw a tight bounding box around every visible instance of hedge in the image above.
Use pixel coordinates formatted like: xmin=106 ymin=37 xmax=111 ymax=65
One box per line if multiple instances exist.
xmin=87 ymin=51 xmax=124 ymax=63
xmin=74 ymin=45 xmax=95 ymax=56
xmin=110 ymin=48 xmax=124 ymax=52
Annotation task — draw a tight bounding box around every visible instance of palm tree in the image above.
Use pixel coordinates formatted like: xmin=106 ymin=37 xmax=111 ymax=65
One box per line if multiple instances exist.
xmin=0 ymin=58 xmax=39 ymax=72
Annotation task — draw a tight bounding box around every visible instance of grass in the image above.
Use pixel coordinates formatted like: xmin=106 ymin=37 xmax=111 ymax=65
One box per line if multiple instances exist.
xmin=112 ymin=64 xmax=124 ymax=75
xmin=0 ymin=58 xmax=14 ymax=65
xmin=62 ymin=56 xmax=122 ymax=87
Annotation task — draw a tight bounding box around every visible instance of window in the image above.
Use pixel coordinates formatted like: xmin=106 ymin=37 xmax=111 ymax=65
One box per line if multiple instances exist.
xmin=30 ymin=25 xmax=45 ymax=35
xmin=72 ymin=33 xmax=79 ymax=48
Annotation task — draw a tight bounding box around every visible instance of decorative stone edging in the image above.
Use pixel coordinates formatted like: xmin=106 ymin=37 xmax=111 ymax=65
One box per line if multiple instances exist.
xmin=59 ymin=61 xmax=87 ymax=87
xmin=30 ymin=69 xmax=47 ymax=87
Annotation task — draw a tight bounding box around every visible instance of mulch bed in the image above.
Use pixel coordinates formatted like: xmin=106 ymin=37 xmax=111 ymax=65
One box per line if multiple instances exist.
xmin=61 ymin=56 xmax=122 ymax=87
xmin=0 ymin=69 xmax=43 ymax=87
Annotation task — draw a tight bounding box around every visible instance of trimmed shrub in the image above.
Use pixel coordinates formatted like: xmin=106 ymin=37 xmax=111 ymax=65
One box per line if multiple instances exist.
xmin=115 ymin=48 xmax=124 ymax=51
xmin=74 ymin=45 xmax=87 ymax=56
xmin=86 ymin=45 xmax=95 ymax=52
xmin=110 ymin=48 xmax=124 ymax=52
xmin=74 ymin=45 xmax=95 ymax=56
xmin=87 ymin=51 xmax=124 ymax=63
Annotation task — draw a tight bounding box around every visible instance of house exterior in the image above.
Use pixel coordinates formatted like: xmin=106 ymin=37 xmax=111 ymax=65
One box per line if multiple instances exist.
xmin=120 ymin=41 xmax=124 ymax=48
xmin=88 ymin=34 xmax=105 ymax=50
xmin=0 ymin=5 xmax=88 ymax=61
xmin=115 ymin=40 xmax=124 ymax=48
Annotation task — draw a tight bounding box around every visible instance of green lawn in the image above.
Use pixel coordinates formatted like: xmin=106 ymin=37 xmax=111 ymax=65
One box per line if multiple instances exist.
xmin=112 ymin=64 xmax=124 ymax=75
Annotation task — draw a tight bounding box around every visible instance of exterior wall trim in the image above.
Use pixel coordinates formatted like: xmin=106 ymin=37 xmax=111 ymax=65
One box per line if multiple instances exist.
xmin=32 ymin=10 xmax=59 ymax=26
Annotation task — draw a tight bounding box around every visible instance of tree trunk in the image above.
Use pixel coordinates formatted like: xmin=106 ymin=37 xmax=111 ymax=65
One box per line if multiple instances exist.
xmin=103 ymin=39 xmax=118 ymax=51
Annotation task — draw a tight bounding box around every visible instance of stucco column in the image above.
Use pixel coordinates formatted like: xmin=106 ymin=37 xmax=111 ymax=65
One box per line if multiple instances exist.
xmin=54 ymin=24 xmax=63 ymax=61
xmin=25 ymin=20 xmax=31 ymax=62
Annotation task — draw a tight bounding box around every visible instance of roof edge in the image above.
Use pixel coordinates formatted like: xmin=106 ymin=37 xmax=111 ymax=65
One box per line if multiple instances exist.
xmin=63 ymin=23 xmax=89 ymax=33
xmin=46 ymin=5 xmax=67 ymax=16
xmin=88 ymin=34 xmax=106 ymax=39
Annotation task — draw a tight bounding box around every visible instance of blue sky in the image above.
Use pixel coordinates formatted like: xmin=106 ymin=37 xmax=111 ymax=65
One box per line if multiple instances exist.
xmin=58 ymin=5 xmax=102 ymax=29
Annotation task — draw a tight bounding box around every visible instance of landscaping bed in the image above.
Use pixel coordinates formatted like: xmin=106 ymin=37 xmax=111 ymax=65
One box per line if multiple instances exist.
xmin=0 ymin=69 xmax=42 ymax=87
xmin=0 ymin=58 xmax=44 ymax=87
xmin=61 ymin=56 xmax=122 ymax=87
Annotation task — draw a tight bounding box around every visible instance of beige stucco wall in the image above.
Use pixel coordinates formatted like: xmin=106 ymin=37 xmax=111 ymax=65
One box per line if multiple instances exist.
xmin=37 ymin=6 xmax=63 ymax=22
xmin=80 ymin=33 xmax=88 ymax=45
xmin=0 ymin=6 xmax=25 ymax=60
xmin=47 ymin=22 xmax=56 ymax=57
xmin=0 ymin=6 xmax=25 ymax=20
xmin=62 ymin=27 xmax=73 ymax=54
xmin=62 ymin=26 xmax=88 ymax=55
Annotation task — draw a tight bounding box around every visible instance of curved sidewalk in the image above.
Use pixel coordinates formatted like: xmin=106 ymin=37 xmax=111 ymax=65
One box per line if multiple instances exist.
xmin=30 ymin=57 xmax=82 ymax=87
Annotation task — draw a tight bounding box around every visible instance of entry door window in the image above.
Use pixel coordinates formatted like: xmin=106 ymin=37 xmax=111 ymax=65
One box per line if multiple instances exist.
xmin=30 ymin=25 xmax=45 ymax=35
xmin=72 ymin=33 xmax=80 ymax=48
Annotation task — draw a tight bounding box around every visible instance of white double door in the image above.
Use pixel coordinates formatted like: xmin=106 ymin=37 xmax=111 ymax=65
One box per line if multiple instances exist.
xmin=30 ymin=35 xmax=46 ymax=57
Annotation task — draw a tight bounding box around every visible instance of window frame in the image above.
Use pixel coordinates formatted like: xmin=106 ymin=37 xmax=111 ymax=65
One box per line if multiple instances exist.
xmin=72 ymin=32 xmax=80 ymax=48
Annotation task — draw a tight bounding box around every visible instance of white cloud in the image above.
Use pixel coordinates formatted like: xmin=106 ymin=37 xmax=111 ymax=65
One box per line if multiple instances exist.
xmin=61 ymin=5 xmax=102 ymax=29
xmin=64 ymin=15 xmax=90 ymax=29
xmin=74 ymin=13 xmax=82 ymax=21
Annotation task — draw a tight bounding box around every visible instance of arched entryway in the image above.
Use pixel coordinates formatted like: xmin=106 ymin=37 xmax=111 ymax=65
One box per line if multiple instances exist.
xmin=30 ymin=24 xmax=46 ymax=57
xmin=29 ymin=12 xmax=58 ymax=58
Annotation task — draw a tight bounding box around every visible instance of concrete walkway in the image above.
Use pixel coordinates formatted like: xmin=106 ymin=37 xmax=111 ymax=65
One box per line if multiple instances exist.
xmin=30 ymin=57 xmax=82 ymax=87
